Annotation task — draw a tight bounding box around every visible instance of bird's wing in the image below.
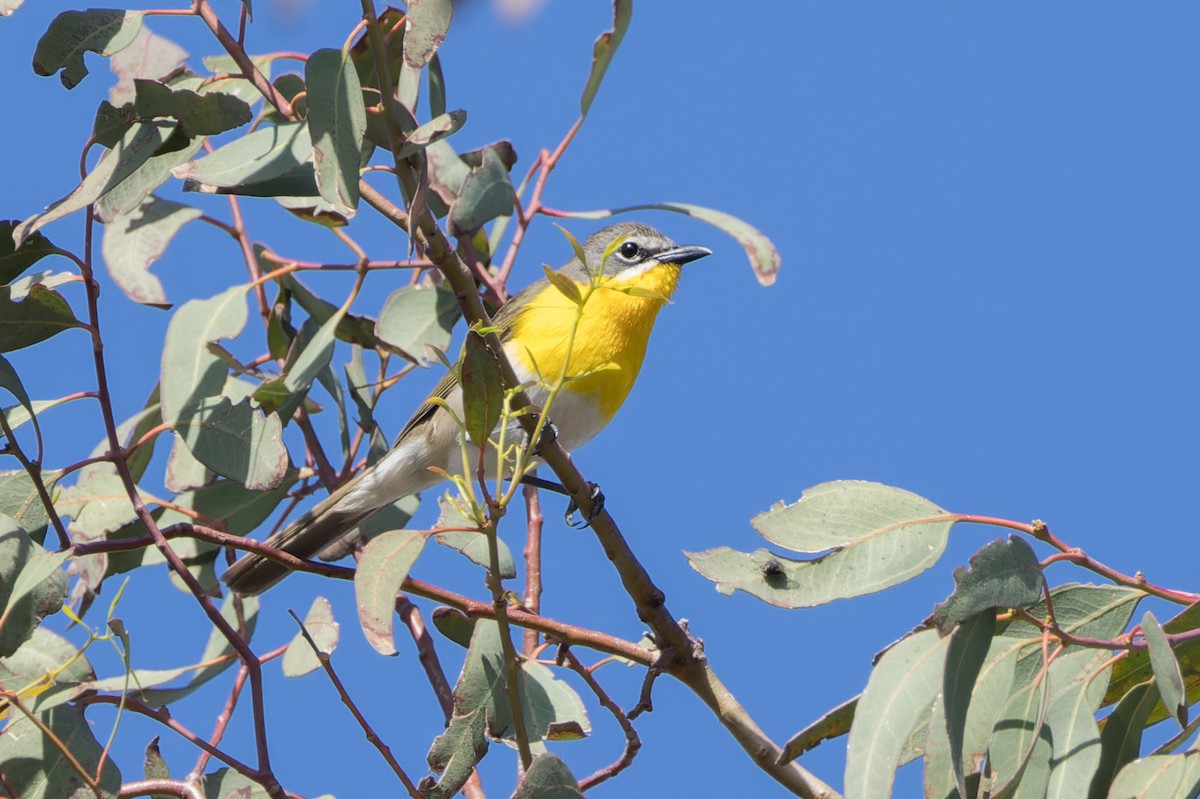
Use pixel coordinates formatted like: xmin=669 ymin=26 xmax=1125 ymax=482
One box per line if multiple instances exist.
xmin=391 ymin=278 xmax=548 ymax=446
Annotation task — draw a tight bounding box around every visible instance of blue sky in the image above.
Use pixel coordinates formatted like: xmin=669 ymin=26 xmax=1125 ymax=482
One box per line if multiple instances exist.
xmin=4 ymin=2 xmax=1200 ymax=797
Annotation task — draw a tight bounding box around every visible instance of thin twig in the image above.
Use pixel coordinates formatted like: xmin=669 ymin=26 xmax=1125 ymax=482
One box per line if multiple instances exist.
xmin=118 ymin=780 xmax=204 ymax=799
xmin=1 ymin=692 xmax=103 ymax=798
xmin=79 ymin=695 xmax=256 ymax=779
xmin=522 ymin=478 xmax=544 ymax=656
xmin=286 ymin=610 xmax=422 ymax=799
xmin=958 ymin=514 xmax=1200 ymax=604
xmin=0 ymin=412 xmax=70 ymax=549
xmin=558 ymin=647 xmax=641 ymax=790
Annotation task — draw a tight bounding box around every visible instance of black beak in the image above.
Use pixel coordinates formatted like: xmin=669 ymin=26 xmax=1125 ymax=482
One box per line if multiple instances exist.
xmin=657 ymin=245 xmax=712 ymax=266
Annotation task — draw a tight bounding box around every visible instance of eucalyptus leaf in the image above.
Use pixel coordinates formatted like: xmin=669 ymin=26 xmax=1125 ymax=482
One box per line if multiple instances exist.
xmin=843 ymin=630 xmax=947 ymax=799
xmin=15 ymin=120 xmax=176 ymax=245
xmin=282 ymin=596 xmax=339 ymax=677
xmin=579 ymin=0 xmax=631 ymax=117
xmin=102 ymin=195 xmax=201 ymax=308
xmin=0 ymin=221 xmax=57 ymax=285
xmin=375 ymin=283 xmax=459 ymax=364
xmin=160 ymin=285 xmax=248 ymax=421
xmin=404 ymin=0 xmax=453 ymax=69
xmin=1 ymin=705 xmax=123 ymax=798
xmin=355 ymin=530 xmax=427 ymax=655
xmin=306 ymin=48 xmax=366 ymax=216
xmin=0 ymin=285 xmax=81 ymax=352
xmin=33 ymin=9 xmax=143 ymax=89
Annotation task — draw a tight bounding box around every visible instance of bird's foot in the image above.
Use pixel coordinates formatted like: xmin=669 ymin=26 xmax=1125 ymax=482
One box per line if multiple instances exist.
xmin=530 ymin=420 xmax=559 ymax=457
xmin=565 ymin=482 xmax=604 ymax=529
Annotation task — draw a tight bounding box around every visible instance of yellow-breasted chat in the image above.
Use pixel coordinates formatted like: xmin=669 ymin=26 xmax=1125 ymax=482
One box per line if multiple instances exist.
xmin=223 ymin=221 xmax=711 ymax=595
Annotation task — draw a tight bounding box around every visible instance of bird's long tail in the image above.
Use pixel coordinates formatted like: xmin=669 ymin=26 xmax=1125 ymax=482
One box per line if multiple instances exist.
xmin=223 ymin=478 xmax=377 ymax=596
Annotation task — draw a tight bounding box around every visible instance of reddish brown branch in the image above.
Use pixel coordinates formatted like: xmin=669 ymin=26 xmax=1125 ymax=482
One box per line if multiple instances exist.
xmin=287 ymin=610 xmax=421 ymax=799
xmin=79 ymin=695 xmax=256 ymax=779
xmin=522 ymin=479 xmax=544 ymax=656
xmin=558 ymin=647 xmax=641 ymax=790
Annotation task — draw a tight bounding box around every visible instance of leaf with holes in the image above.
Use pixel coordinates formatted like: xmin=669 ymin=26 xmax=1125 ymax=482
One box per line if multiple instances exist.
xmin=34 ymin=9 xmax=143 ymax=89
xmin=688 ymin=481 xmax=955 ymax=607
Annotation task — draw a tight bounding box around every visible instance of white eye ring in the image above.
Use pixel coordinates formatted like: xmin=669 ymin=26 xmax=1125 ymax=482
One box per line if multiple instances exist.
xmin=617 ymin=241 xmax=642 ymax=261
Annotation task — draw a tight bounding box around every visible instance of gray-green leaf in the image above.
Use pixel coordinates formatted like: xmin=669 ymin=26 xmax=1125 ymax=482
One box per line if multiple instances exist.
xmin=306 ymin=49 xmax=366 ymax=217
xmin=102 ymin=195 xmax=201 ymax=308
xmin=355 ymin=530 xmax=427 ymax=656
xmin=579 ymin=0 xmax=631 ymax=117
xmin=33 ymin=9 xmax=143 ymax=89
xmin=282 ymin=596 xmax=339 ymax=677
xmin=375 ymin=283 xmax=458 ymax=364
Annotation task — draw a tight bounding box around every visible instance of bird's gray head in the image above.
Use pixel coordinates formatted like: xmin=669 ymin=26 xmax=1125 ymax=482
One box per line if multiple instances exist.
xmin=563 ymin=222 xmax=712 ymax=281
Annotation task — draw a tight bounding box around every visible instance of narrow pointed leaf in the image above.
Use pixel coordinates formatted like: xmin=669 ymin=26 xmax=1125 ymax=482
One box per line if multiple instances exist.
xmin=579 ymin=0 xmax=631 ymax=117
xmin=844 ymin=629 xmax=947 ymax=799
xmin=143 ymin=738 xmax=170 ymax=781
xmin=460 ymin=331 xmax=504 ymax=446
xmin=284 ymin=307 xmax=344 ymax=395
xmin=779 ymin=695 xmax=858 ymax=763
xmin=944 ymin=611 xmax=997 ymax=798
xmin=1143 ymin=610 xmax=1187 ymax=728
xmin=306 ymin=48 xmax=366 ymax=216
xmin=0 ymin=222 xmax=57 ymax=285
xmin=542 ymin=264 xmax=583 ymax=305
xmin=1089 ymin=680 xmax=1160 ymax=799
xmin=15 ymin=120 xmax=175 ymax=245
xmin=397 ymin=109 xmax=466 ymax=158
xmin=559 ymin=202 xmax=780 ymax=285
xmin=1043 ymin=649 xmax=1111 ymax=797
xmin=173 ymin=121 xmax=312 ymax=191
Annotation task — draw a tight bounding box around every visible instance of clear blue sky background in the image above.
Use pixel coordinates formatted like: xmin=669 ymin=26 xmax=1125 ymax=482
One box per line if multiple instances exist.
xmin=4 ymin=2 xmax=1200 ymax=797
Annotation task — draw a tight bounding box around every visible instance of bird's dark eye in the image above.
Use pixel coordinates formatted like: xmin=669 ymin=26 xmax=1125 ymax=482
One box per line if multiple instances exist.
xmin=618 ymin=241 xmax=641 ymax=260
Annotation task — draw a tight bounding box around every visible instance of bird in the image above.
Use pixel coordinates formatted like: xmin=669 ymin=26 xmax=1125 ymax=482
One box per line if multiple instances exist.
xmin=223 ymin=222 xmax=711 ymax=595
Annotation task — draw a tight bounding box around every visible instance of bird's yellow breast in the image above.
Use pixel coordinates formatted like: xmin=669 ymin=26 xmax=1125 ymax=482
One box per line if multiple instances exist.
xmin=510 ymin=263 xmax=682 ymax=422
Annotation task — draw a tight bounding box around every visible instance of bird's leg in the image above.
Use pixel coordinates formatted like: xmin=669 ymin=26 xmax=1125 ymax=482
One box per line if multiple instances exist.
xmin=519 ymin=474 xmax=605 ymax=529
xmin=529 ymin=418 xmax=559 ymax=456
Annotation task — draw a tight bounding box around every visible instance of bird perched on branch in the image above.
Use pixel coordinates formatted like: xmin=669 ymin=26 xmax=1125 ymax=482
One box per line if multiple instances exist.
xmin=224 ymin=222 xmax=711 ymax=595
